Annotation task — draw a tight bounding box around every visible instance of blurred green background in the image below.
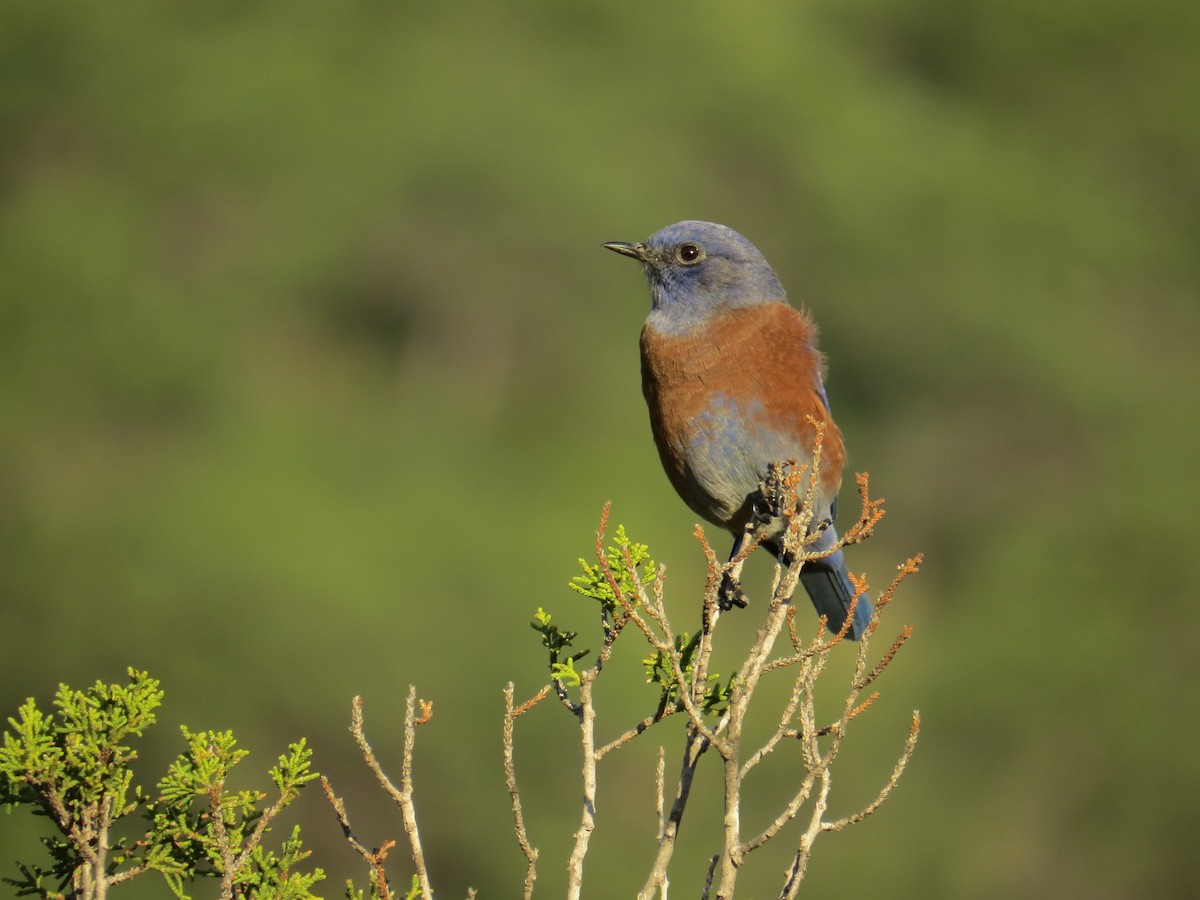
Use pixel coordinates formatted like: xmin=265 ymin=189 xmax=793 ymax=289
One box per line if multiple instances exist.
xmin=2 ymin=1 xmax=1198 ymax=897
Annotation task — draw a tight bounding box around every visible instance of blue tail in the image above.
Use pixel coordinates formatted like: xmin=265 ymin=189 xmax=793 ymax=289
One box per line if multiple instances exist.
xmin=773 ymin=527 xmax=872 ymax=640
xmin=799 ymin=550 xmax=872 ymax=640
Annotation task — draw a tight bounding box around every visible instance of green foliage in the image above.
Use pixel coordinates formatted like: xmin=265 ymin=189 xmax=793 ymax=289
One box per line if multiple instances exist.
xmin=643 ymin=633 xmax=735 ymax=717
xmin=551 ymin=524 xmax=734 ymax=714
xmin=341 ymin=868 xmax=397 ymax=900
xmin=534 ymin=524 xmax=661 ymax=693
xmin=530 ymin=607 xmax=589 ymax=685
xmin=549 ymin=657 xmax=583 ymax=688
xmin=0 ymin=669 xmax=162 ymax=896
xmin=0 ymin=670 xmax=321 ymax=899
xmin=151 ymin=730 xmax=321 ymax=898
xmin=542 ymin=523 xmax=656 ymax=682
xmin=530 ymin=607 xmax=579 ymax=655
xmin=234 ymin=826 xmax=323 ymax=900
xmin=568 ymin=524 xmax=656 ymax=615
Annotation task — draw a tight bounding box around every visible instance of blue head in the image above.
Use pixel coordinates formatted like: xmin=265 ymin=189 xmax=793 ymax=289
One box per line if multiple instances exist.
xmin=604 ymin=221 xmax=787 ymax=335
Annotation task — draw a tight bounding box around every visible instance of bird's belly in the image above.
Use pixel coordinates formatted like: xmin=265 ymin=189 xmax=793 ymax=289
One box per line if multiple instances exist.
xmin=659 ymin=390 xmax=820 ymax=532
xmin=641 ymin=310 xmax=843 ymax=537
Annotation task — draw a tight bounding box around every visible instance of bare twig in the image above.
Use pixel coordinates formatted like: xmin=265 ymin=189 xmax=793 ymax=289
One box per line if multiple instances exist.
xmin=350 ymin=690 xmax=434 ymax=900
xmin=545 ymin=460 xmax=916 ymax=897
xmin=739 ymin=661 xmax=810 ymax=779
xmin=503 ymin=682 xmax=546 ymax=899
xmin=710 ymin=440 xmax=830 ymax=899
xmin=631 ymin=572 xmax=725 ymax=753
xmin=785 ymin=605 xmax=804 ymax=653
xmin=638 ymin=722 xmax=713 ymax=899
xmin=741 ymin=772 xmax=818 ymax=855
xmin=823 ymin=710 xmax=921 ymax=832
xmin=596 ymin=703 xmax=677 ymax=760
xmin=856 ymin=626 xmax=914 ymax=691
xmin=783 ymin=764 xmax=834 ymax=898
xmin=813 ymin=691 xmax=880 ymax=738
xmin=714 ymin=593 xmax=793 ymax=897
xmin=566 ymin=673 xmax=598 ymax=900
xmin=777 ymin=556 xmax=922 ymax=896
xmin=655 ymin=746 xmax=666 ymax=841
xmin=700 ymin=854 xmax=720 ymax=900
xmin=321 ymin=776 xmax=394 ymax=900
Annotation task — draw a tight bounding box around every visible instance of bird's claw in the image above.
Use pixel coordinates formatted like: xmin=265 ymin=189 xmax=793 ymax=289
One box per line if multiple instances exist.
xmin=718 ymin=570 xmax=749 ymax=610
xmin=754 ymin=460 xmax=799 ymax=524
xmin=750 ymin=495 xmax=777 ymax=528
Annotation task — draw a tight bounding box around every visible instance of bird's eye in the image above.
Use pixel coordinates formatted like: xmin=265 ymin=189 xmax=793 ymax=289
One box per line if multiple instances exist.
xmin=677 ymin=243 xmax=704 ymax=264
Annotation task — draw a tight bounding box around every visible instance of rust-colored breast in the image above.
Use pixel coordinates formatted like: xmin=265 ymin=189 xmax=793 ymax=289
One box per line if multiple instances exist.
xmin=640 ymin=304 xmax=845 ymax=532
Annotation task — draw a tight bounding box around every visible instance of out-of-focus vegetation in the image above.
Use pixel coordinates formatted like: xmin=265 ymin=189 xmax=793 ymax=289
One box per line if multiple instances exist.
xmin=2 ymin=1 xmax=1196 ymax=897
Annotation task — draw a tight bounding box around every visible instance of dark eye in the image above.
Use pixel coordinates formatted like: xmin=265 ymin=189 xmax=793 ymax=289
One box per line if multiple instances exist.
xmin=677 ymin=243 xmax=703 ymax=264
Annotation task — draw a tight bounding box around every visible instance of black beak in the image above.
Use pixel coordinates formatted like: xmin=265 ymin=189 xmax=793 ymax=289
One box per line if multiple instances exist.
xmin=602 ymin=241 xmax=646 ymax=261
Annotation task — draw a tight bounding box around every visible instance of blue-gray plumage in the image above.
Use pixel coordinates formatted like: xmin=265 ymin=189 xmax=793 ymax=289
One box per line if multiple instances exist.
xmin=604 ymin=221 xmax=872 ymax=639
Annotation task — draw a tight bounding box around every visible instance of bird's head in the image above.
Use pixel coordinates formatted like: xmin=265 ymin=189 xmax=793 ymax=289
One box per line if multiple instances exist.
xmin=604 ymin=220 xmax=787 ymax=334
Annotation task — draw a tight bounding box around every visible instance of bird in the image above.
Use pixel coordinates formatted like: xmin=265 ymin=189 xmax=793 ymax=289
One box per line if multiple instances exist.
xmin=603 ymin=220 xmax=872 ymax=639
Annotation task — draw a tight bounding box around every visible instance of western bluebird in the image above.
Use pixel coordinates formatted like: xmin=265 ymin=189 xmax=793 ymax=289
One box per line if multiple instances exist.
xmin=604 ymin=221 xmax=872 ymax=639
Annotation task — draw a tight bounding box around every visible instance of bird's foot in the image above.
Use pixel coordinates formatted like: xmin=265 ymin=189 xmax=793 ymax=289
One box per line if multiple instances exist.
xmin=754 ymin=459 xmax=801 ymax=524
xmin=718 ymin=570 xmax=749 ymax=610
xmin=749 ymin=495 xmax=777 ymax=529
